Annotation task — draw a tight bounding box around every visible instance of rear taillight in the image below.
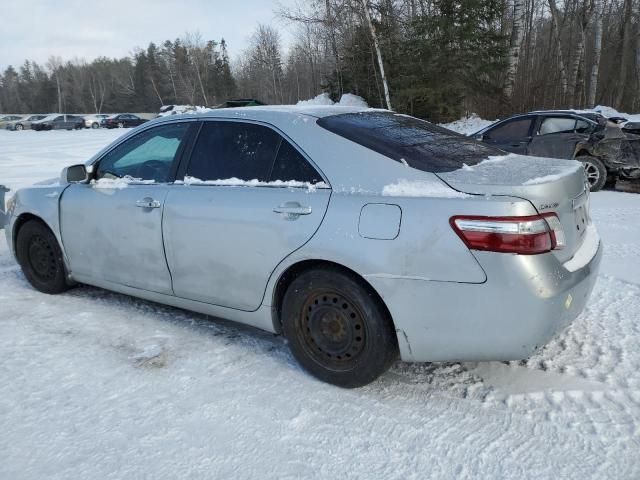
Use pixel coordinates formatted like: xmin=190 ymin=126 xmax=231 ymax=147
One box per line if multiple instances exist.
xmin=450 ymin=214 xmax=565 ymax=255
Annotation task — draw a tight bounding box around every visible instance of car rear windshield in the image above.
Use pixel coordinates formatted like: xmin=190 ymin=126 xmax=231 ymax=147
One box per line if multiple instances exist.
xmin=317 ymin=111 xmax=502 ymax=173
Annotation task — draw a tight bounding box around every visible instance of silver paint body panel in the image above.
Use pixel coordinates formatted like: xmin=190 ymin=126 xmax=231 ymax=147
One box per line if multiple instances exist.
xmin=5 ymin=106 xmax=601 ymax=362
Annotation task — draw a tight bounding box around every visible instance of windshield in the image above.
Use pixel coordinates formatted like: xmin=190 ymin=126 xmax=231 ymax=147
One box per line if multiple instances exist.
xmin=317 ymin=111 xmax=502 ymax=173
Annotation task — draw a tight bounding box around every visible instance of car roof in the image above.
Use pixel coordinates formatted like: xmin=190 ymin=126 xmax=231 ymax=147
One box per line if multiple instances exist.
xmin=156 ymin=105 xmax=373 ymax=122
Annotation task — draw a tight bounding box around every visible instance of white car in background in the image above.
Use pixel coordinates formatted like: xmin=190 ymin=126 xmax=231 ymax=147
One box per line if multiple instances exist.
xmin=83 ymin=114 xmax=109 ymax=129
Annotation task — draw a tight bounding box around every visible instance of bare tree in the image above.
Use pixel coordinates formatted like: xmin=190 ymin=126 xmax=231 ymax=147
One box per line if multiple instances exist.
xmin=47 ymin=56 xmax=64 ymax=113
xmin=361 ymin=0 xmax=392 ymax=109
xmin=587 ymin=0 xmax=604 ymax=107
xmin=504 ymin=0 xmax=526 ymax=100
xmin=548 ymin=0 xmax=569 ymax=100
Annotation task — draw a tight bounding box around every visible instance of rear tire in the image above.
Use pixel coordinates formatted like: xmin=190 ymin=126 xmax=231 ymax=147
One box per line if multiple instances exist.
xmin=281 ymin=268 xmax=398 ymax=388
xmin=579 ymin=155 xmax=607 ymax=192
xmin=91 ymin=122 xmax=99 ymax=129
xmin=15 ymin=124 xmax=23 ymax=131
xmin=16 ymin=220 xmax=71 ymax=294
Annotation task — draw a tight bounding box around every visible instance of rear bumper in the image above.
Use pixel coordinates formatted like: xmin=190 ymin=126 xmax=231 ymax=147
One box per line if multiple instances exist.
xmin=368 ymin=241 xmax=602 ymax=362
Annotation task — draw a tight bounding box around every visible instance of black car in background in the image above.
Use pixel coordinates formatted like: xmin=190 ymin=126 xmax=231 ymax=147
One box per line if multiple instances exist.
xmin=101 ymin=114 xmax=148 ymax=129
xmin=472 ymin=110 xmax=640 ymax=191
xmin=31 ymin=114 xmax=85 ymax=131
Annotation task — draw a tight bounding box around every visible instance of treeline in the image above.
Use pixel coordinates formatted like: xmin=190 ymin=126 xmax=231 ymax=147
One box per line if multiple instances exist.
xmin=0 ymin=33 xmax=236 ymax=115
xmin=266 ymin=0 xmax=640 ymax=121
xmin=1 ymin=0 xmax=638 ymax=122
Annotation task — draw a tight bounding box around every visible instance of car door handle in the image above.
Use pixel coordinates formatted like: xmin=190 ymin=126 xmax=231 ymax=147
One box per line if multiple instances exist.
xmin=273 ymin=203 xmax=312 ymax=216
xmin=136 ymin=198 xmax=161 ymax=209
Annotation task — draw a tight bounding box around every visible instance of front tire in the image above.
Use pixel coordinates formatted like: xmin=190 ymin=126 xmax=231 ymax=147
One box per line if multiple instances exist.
xmin=281 ymin=268 xmax=398 ymax=388
xmin=15 ymin=123 xmax=23 ymax=131
xmin=16 ymin=220 xmax=71 ymax=294
xmin=579 ymin=155 xmax=607 ymax=191
xmin=91 ymin=122 xmax=99 ymax=129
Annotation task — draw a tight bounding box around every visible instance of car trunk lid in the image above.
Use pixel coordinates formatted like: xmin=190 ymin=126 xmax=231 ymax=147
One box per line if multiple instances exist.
xmin=437 ymin=154 xmax=590 ymax=263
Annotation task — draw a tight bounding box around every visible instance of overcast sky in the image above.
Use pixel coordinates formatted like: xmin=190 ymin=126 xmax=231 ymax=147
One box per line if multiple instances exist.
xmin=0 ymin=0 xmax=297 ymax=71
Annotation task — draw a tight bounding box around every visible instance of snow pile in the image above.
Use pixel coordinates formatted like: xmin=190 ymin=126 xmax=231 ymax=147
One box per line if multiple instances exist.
xmin=296 ymin=93 xmax=369 ymax=108
xmin=296 ymin=93 xmax=335 ymax=106
xmin=382 ymin=178 xmax=469 ymax=198
xmin=440 ymin=114 xmax=496 ymax=135
xmin=157 ymin=105 xmax=199 ymax=117
xmin=180 ymin=176 xmax=328 ymax=191
xmin=335 ymin=93 xmax=368 ymax=107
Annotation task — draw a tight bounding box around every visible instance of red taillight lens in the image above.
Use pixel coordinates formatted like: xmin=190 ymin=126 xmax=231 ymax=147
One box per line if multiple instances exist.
xmin=450 ymin=214 xmax=565 ymax=255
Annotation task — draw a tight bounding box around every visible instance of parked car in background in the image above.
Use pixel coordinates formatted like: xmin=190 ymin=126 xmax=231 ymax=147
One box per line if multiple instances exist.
xmin=101 ymin=113 xmax=147 ymax=129
xmin=31 ymin=115 xmax=85 ymax=131
xmin=83 ymin=114 xmax=109 ymax=129
xmin=472 ymin=110 xmax=640 ymax=191
xmin=0 ymin=115 xmax=24 ymax=128
xmin=5 ymin=107 xmax=601 ymax=387
xmin=5 ymin=114 xmax=48 ymax=131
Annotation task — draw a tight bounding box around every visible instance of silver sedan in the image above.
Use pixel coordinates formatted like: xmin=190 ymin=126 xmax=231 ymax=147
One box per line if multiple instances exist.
xmin=3 ymin=106 xmax=602 ymax=387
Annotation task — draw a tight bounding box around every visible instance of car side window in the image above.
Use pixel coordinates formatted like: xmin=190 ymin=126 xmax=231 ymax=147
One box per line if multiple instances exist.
xmin=270 ymin=140 xmax=322 ymax=184
xmin=186 ymin=121 xmax=281 ymax=182
xmin=485 ymin=118 xmax=532 ymax=141
xmin=574 ymin=119 xmax=591 ymax=133
xmin=539 ymin=117 xmax=577 ymax=135
xmin=96 ymin=123 xmax=190 ymax=182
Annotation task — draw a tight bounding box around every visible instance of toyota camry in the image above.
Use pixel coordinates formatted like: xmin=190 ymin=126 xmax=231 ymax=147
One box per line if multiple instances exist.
xmin=3 ymin=106 xmax=602 ymax=387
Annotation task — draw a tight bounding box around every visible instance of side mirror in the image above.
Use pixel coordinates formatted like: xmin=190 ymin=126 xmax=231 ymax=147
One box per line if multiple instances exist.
xmin=62 ymin=164 xmax=89 ymax=183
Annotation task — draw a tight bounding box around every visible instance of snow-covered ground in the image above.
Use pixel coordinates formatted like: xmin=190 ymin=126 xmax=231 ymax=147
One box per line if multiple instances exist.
xmin=1 ymin=129 xmax=639 ymax=479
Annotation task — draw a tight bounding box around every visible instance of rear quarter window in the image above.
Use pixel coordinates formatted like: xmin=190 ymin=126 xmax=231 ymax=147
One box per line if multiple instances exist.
xmin=317 ymin=111 xmax=502 ymax=173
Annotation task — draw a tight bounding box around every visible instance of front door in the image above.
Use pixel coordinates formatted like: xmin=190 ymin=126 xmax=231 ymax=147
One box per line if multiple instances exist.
xmin=60 ymin=122 xmax=193 ymax=294
xmin=163 ymin=120 xmax=331 ymax=311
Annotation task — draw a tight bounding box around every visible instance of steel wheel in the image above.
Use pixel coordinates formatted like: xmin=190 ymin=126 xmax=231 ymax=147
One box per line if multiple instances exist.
xmin=299 ymin=290 xmax=367 ymax=369
xmin=281 ymin=268 xmax=398 ymax=387
xmin=27 ymin=235 xmax=58 ymax=282
xmin=16 ymin=220 xmax=71 ymax=294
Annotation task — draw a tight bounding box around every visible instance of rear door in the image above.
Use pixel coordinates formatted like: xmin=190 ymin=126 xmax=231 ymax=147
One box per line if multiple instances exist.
xmin=528 ymin=115 xmax=591 ymax=159
xmin=482 ymin=116 xmax=535 ymax=154
xmin=163 ymin=120 xmax=331 ymax=311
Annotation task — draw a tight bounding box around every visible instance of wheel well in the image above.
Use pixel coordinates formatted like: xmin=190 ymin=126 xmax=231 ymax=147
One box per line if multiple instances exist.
xmin=12 ymin=213 xmax=47 ymax=248
xmin=271 ymin=259 xmax=395 ymax=334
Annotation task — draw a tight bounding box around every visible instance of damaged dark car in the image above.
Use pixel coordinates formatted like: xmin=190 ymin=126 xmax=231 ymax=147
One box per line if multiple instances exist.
xmin=472 ymin=111 xmax=640 ymax=191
